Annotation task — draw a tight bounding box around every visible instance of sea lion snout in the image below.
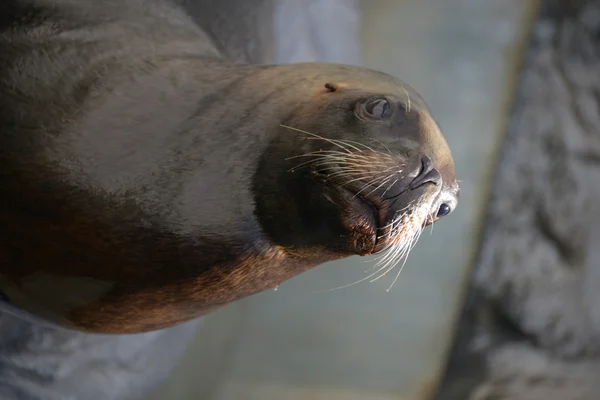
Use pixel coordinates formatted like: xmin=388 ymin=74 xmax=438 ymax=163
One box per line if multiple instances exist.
xmin=304 ymin=146 xmax=453 ymax=256
xmin=407 ymin=154 xmax=458 ymax=225
xmin=409 ymin=156 xmax=442 ymax=190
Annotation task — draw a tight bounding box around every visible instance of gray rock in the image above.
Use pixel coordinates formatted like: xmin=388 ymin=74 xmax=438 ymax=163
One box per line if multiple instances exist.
xmin=437 ymin=1 xmax=600 ymax=398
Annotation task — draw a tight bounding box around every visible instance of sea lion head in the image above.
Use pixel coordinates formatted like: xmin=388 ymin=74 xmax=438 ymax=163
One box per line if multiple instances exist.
xmin=254 ymin=65 xmax=459 ymax=268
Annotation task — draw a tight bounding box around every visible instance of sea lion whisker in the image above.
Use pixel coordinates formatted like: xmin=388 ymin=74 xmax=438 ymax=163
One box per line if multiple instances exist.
xmin=351 ymin=176 xmax=389 ymax=196
xmin=356 ymin=176 xmax=394 ymax=200
xmin=326 ymin=168 xmax=378 ymax=177
xmin=321 ymin=258 xmax=398 ymax=292
xmin=369 ymin=137 xmax=393 ymax=155
xmin=353 ymin=175 xmax=393 ymax=198
xmin=288 ymin=154 xmax=357 ymax=170
xmin=326 ymin=168 xmax=382 ymax=177
xmin=313 ymin=164 xmax=368 ymax=174
xmin=377 ymin=209 xmax=410 ymax=232
xmin=313 ymin=159 xmax=372 ymax=168
xmin=332 ymin=174 xmax=386 ymax=186
xmin=401 ymin=86 xmax=411 ymax=113
xmin=287 ymin=150 xmax=398 ymax=179
xmin=286 ymin=153 xmax=371 ymax=165
xmin=303 ymin=136 xmax=364 ymax=153
xmin=363 ymin=174 xmax=396 ymax=198
xmin=339 ymin=174 xmax=383 ymax=186
xmin=312 ymin=164 xmax=377 ymax=176
xmin=429 ymin=214 xmax=435 ymax=236
xmin=326 ymin=171 xmax=375 ymax=180
xmin=367 ymin=198 xmax=426 ymax=284
xmin=287 ymin=155 xmax=368 ymax=172
xmin=367 ymin=215 xmax=408 ymax=272
xmin=317 ymin=164 xmax=389 ymax=178
xmin=380 ymin=178 xmax=400 ymax=199
xmin=386 ymin=223 xmax=425 ymax=291
xmin=370 ymin=232 xmax=413 ymax=281
xmin=331 ymin=164 xmax=391 ymax=178
xmin=286 ymin=150 xmax=370 ymax=161
xmin=334 ymin=166 xmax=390 ymax=178
xmin=310 ymin=155 xmax=375 ymax=165
xmin=372 ymin=236 xmax=403 ymax=267
xmin=371 ymin=243 xmax=409 ymax=283
xmin=336 ymin=172 xmax=379 ymax=186
xmin=381 ymin=183 xmax=411 ymax=201
xmin=372 ymin=234 xmax=414 ymax=274
xmin=372 ymin=235 xmax=406 ymax=270
xmin=374 ymin=202 xmax=415 ymax=233
xmin=280 ymin=125 xmax=355 ymax=153
xmin=313 ymin=150 xmax=372 ymax=160
xmin=300 ymin=133 xmax=398 ymax=162
xmin=370 ymin=229 xmax=407 ymax=273
xmin=282 ymin=125 xmax=395 ymax=159
xmin=380 ymin=217 xmax=416 ymax=276
xmin=287 ymin=158 xmax=323 ymax=172
xmin=333 ymin=138 xmax=381 ymax=153
xmin=370 ymin=258 xmax=397 ymax=282
xmin=378 ymin=245 xmax=411 ymax=288
xmin=281 ymin=124 xmax=363 ymax=153
xmin=379 ymin=165 xmax=400 ymax=173
xmin=349 ymin=163 xmax=398 ymax=177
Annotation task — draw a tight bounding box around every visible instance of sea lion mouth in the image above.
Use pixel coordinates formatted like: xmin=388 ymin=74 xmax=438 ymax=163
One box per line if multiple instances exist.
xmin=339 ymin=186 xmax=382 ymax=254
xmin=306 ymin=152 xmax=435 ymax=256
xmin=341 ymin=184 xmax=429 ymax=256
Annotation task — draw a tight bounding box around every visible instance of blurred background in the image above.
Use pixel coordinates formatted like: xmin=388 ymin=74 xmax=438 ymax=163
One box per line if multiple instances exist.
xmin=149 ymin=0 xmax=600 ymax=399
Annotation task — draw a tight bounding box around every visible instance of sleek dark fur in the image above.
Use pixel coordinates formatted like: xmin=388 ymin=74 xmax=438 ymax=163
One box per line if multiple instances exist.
xmin=0 ymin=0 xmax=458 ymax=398
xmin=1 ymin=0 xmax=458 ymax=334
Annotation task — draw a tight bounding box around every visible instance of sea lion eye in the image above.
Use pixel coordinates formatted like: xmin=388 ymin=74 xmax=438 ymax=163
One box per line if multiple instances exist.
xmin=365 ymin=98 xmax=392 ymax=119
xmin=437 ymin=203 xmax=451 ymax=217
xmin=357 ymin=97 xmax=393 ymax=120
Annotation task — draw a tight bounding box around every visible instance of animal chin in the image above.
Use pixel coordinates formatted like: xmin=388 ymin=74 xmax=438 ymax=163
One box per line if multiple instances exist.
xmin=353 ymin=188 xmax=432 ymax=255
xmin=338 ymin=186 xmax=404 ymax=256
xmin=314 ymin=171 xmax=424 ymax=256
xmin=329 ymin=186 xmax=378 ymax=255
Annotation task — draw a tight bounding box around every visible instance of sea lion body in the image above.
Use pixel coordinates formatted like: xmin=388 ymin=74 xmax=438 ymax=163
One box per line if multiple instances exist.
xmin=0 ymin=0 xmax=458 ymax=398
xmin=1 ymin=0 xmax=458 ymax=334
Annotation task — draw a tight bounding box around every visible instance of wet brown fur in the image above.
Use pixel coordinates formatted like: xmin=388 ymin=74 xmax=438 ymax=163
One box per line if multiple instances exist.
xmin=0 ymin=0 xmax=458 ymax=333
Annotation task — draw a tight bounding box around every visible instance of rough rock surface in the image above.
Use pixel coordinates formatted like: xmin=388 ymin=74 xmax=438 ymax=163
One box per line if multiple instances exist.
xmin=477 ymin=0 xmax=600 ymax=359
xmin=437 ymin=0 xmax=600 ymax=398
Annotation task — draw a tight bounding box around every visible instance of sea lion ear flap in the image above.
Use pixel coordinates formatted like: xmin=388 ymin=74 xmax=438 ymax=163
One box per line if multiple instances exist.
xmin=323 ymin=82 xmax=347 ymax=93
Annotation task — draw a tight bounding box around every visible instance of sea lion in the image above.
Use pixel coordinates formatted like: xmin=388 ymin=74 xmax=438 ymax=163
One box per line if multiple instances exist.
xmin=0 ymin=0 xmax=459 ymax=335
xmin=0 ymin=1 xmax=459 ymax=399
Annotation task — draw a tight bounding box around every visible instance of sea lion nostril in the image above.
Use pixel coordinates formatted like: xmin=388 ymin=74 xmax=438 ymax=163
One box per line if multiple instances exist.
xmin=409 ymin=156 xmax=442 ymax=189
xmin=437 ymin=203 xmax=451 ymax=217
